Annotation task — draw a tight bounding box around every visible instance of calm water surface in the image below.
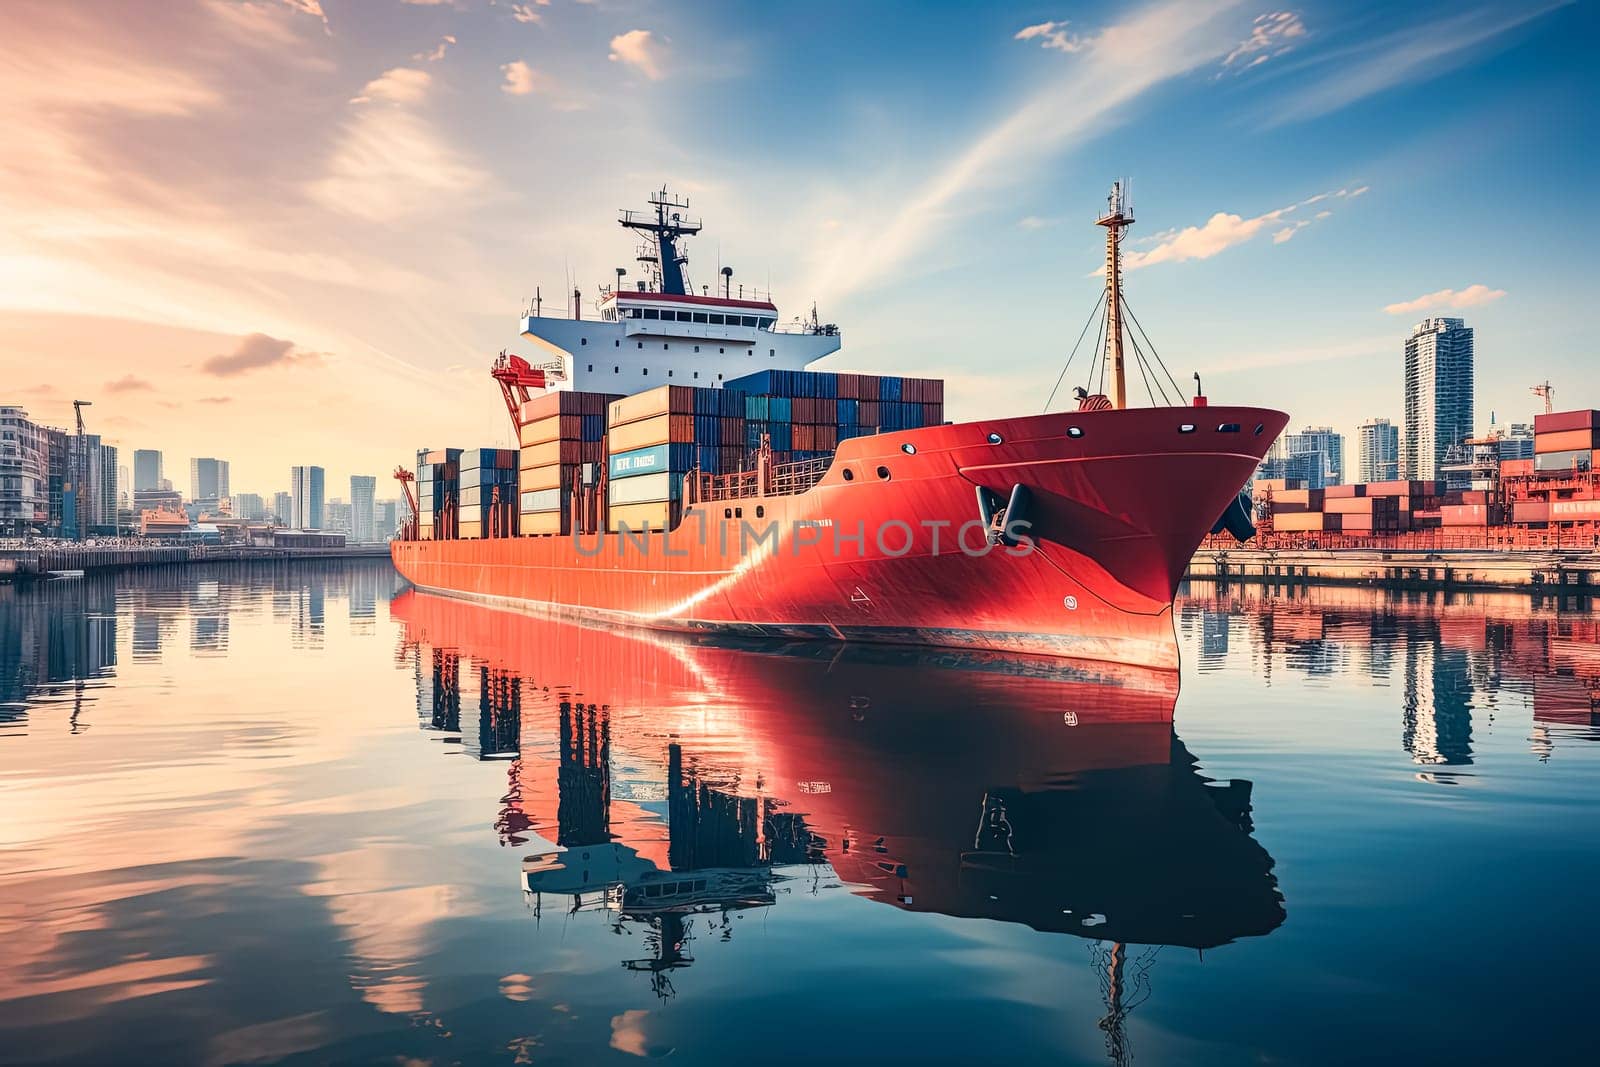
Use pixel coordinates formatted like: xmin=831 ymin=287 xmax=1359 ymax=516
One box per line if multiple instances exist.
xmin=2 ymin=560 xmax=1597 ymax=1065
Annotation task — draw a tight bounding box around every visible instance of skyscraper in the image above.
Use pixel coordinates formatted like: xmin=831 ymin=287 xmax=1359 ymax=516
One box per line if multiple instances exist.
xmin=1281 ymin=426 xmax=1344 ymax=489
xmin=273 ymin=491 xmax=293 ymax=525
xmin=190 ymin=457 xmax=230 ymax=506
xmin=350 ymin=475 xmax=377 ymax=542
xmin=233 ymin=492 xmax=266 ymax=521
xmin=1357 ymin=418 xmax=1400 ymax=483
xmin=133 ymin=449 xmax=163 ymax=492
xmin=290 ymin=465 xmax=325 ymax=530
xmin=1403 ymin=317 xmax=1474 ymax=480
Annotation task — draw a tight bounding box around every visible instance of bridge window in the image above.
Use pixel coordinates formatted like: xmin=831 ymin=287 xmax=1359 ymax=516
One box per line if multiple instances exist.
xmin=709 ymin=314 xmax=724 ymax=325
xmin=760 ymin=317 xmax=775 ymax=328
xmin=637 ymin=342 xmax=643 ymax=349
xmin=627 ymin=308 xmax=641 ymax=318
xmin=613 ymin=366 xmax=619 ymax=373
xmin=662 ymin=342 xmax=669 ymax=349
xmin=677 ymin=311 xmax=692 ymax=322
xmin=614 ymin=339 xmax=620 ymax=347
xmin=580 ymin=337 xmax=587 ymax=345
xmin=642 ymin=367 xmax=649 ymax=376
xmin=693 ymin=371 xmax=699 ymax=379
xmin=742 ymin=316 xmax=757 ymax=327
xmin=668 ymin=370 xmax=673 ymax=377
xmin=694 ymin=345 xmax=700 ymax=352
xmin=769 ymin=348 xmax=775 ymax=357
xmin=642 ymin=309 xmax=659 ymax=320
xmin=586 ymin=364 xmax=593 ymax=373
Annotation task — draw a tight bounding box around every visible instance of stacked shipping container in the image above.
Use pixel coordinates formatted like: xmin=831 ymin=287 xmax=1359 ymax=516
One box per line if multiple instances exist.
xmin=726 ymin=370 xmax=945 ymax=463
xmin=416 ymin=448 xmax=462 ymax=541
xmin=459 ymin=448 xmax=519 ymax=540
xmin=520 ymin=391 xmax=616 ymax=535
xmin=606 ymin=385 xmax=703 ymax=531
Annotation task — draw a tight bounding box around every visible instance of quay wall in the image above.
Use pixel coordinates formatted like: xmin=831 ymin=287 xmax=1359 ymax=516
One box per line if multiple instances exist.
xmin=1189 ymin=548 xmax=1600 ymax=592
xmin=0 ymin=544 xmax=392 ymax=579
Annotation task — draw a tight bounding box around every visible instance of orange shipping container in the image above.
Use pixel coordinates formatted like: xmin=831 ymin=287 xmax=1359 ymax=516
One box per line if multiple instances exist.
xmin=519 ymin=413 xmax=582 ymax=447
xmin=1273 ymin=512 xmax=1332 ymax=532
xmin=1513 ymin=501 xmax=1550 ymax=524
xmin=609 ymin=386 xmax=695 ymax=428
xmin=1534 ymin=428 xmax=1600 ymax=454
xmin=518 ymin=510 xmax=568 ymax=536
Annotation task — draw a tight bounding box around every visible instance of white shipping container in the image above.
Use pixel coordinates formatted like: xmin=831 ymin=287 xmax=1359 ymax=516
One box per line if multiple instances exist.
xmin=608 ymin=471 xmax=678 ymax=506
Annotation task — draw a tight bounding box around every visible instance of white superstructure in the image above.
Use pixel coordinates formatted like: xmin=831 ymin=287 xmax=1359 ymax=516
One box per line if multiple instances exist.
xmin=517 ymin=188 xmax=841 ymax=395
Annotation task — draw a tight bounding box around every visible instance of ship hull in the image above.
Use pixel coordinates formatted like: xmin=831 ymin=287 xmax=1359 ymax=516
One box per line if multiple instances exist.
xmin=392 ymin=405 xmax=1288 ymax=670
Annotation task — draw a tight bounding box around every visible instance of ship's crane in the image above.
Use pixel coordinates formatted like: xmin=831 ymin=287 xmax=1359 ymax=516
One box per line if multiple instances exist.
xmin=393 ymin=466 xmax=418 ymax=541
xmin=491 ymin=350 xmax=566 ymax=433
xmin=1532 ymin=380 xmax=1555 ymax=414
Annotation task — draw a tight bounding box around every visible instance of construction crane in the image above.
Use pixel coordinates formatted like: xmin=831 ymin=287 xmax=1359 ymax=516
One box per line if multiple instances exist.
xmin=73 ymin=399 xmax=92 ymax=435
xmin=491 ymin=350 xmax=566 ymax=435
xmin=393 ymin=466 xmax=418 ymax=541
xmin=1532 ymin=380 xmax=1555 ymax=414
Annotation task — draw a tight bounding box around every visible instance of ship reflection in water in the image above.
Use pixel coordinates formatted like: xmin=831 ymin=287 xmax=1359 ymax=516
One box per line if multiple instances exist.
xmin=393 ymin=588 xmax=1286 ymax=1047
xmin=5 ymin=563 xmax=1600 ymax=1064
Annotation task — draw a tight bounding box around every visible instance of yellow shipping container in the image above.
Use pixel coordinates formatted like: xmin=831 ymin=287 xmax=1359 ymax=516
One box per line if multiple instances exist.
xmin=458 ymin=519 xmax=484 ymax=540
xmin=519 ymin=511 xmax=567 ymax=535
xmin=520 ymin=439 xmax=562 ymax=468
xmin=608 ymin=500 xmax=676 ymax=532
xmin=519 ymin=462 xmax=564 ymax=490
xmin=520 ymin=416 xmax=562 ymax=448
xmin=608 ymin=385 xmax=692 ymax=428
xmin=607 ymin=414 xmax=673 ymax=453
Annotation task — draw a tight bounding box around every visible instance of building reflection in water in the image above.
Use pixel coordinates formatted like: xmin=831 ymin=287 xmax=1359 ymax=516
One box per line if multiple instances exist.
xmin=395 ymin=589 xmax=1287 ymax=1051
xmin=0 ymin=574 xmax=118 ymax=736
xmin=1179 ymin=582 xmax=1600 ymax=767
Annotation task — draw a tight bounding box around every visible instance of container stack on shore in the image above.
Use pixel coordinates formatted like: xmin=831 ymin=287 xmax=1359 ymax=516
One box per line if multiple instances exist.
xmin=1510 ymin=409 xmax=1600 ymax=525
xmin=519 ymin=391 xmax=615 ymax=535
xmin=416 ymin=448 xmax=462 ymax=541
xmin=459 ymin=448 xmax=519 ymax=540
xmin=1257 ymin=478 xmax=1447 ymax=533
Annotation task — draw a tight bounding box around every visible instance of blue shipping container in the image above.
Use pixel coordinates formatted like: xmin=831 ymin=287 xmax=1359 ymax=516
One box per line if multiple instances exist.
xmin=610 ymin=443 xmax=694 ymax=479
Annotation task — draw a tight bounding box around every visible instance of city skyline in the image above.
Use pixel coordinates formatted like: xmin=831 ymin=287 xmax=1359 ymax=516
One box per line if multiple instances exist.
xmin=2 ymin=0 xmax=1595 ymax=488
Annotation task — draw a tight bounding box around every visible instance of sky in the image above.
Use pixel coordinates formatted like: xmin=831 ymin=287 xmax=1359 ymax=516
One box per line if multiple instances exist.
xmin=1 ymin=0 xmax=1595 ymax=497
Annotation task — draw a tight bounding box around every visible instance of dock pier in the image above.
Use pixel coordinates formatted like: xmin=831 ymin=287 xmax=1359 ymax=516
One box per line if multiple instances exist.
xmin=0 ymin=543 xmax=392 ymax=580
xmin=1188 ymin=548 xmax=1600 ymax=593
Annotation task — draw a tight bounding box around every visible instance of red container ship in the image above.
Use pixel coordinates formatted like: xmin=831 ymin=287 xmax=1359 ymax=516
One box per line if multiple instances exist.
xmin=393 ymin=185 xmax=1288 ymax=671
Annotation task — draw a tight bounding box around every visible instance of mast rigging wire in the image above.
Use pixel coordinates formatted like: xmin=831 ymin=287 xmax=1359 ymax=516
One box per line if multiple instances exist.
xmin=1043 ymin=288 xmax=1107 ymax=413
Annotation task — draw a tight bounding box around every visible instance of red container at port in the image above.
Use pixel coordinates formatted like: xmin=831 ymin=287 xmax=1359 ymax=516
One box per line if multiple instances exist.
xmin=1365 ymin=480 xmax=1434 ymax=498
xmin=1535 ymin=428 xmax=1600 ymax=454
xmin=1514 ymin=501 xmax=1550 ymax=524
xmin=1324 ymin=484 xmax=1366 ymax=499
xmin=1273 ymin=488 xmax=1325 ymax=509
xmin=1534 ymin=409 xmax=1600 ymax=434
xmin=1440 ymin=504 xmax=1499 ymax=526
xmin=1501 ymin=458 xmax=1535 ymax=477
xmin=1324 ymin=496 xmax=1398 ymax=515
xmin=1550 ymin=499 xmax=1600 ymax=521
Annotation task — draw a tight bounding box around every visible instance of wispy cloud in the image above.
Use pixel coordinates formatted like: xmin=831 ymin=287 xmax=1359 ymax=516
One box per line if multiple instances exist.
xmin=609 ymin=30 xmax=666 ymax=80
xmin=509 ymin=3 xmax=544 ymax=23
xmin=1014 ymin=21 xmax=1086 ymax=53
xmin=1262 ymin=2 xmax=1570 ymax=126
xmin=1121 ymin=185 xmax=1365 ymax=271
xmin=501 ymin=60 xmax=537 ymax=95
xmin=799 ymin=0 xmax=1249 ymax=304
xmin=1219 ymin=10 xmax=1306 ymax=74
xmin=276 ymin=0 xmax=330 ymax=35
xmin=201 ymin=333 xmax=322 ymax=376
xmin=351 ymin=67 xmax=431 ymax=105
xmin=106 ymin=374 xmax=153 ymax=393
xmin=1383 ymin=284 xmax=1506 ymax=316
xmin=412 ymin=35 xmax=455 ymax=63
xmin=1017 ymin=215 xmax=1061 ymax=230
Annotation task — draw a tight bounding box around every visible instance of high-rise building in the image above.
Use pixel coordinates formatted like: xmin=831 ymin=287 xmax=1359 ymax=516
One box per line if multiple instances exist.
xmin=1281 ymin=426 xmax=1344 ymax=489
xmin=66 ymin=434 xmax=117 ymax=535
xmin=378 ymin=499 xmax=399 ymax=540
xmin=189 ymin=457 xmax=230 ymax=507
xmin=1403 ymin=317 xmax=1474 ymax=480
xmin=350 ymin=475 xmax=377 ymax=543
xmin=290 ymin=466 xmax=325 ymax=530
xmin=0 ymin=405 xmax=51 ymax=536
xmin=273 ymin=490 xmax=293 ymax=525
xmin=133 ymin=449 xmax=163 ymax=492
xmin=1357 ymin=418 xmax=1400 ymax=483
xmin=233 ymin=492 xmax=266 ymax=521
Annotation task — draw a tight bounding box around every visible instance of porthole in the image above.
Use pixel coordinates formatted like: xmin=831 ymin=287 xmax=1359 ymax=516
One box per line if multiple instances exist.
xmin=755 ymin=505 xmax=765 ymax=518
xmin=724 ymin=508 xmax=733 ymax=519
xmin=987 ymin=432 xmax=1003 ymax=445
xmin=642 ymin=367 xmax=649 ymax=376
xmin=1216 ymin=422 xmax=1241 ymax=433
xmin=580 ymin=338 xmax=587 ymax=346
xmin=1179 ymin=424 xmax=1196 ymax=434
xmin=614 ymin=339 xmax=620 ymax=347
xmin=901 ymin=443 xmax=917 ymax=455
xmin=694 ymin=345 xmax=700 ymax=352
xmin=636 ymin=342 xmax=643 ymax=349
xmin=1254 ymin=423 xmax=1265 ymax=435
xmin=842 ymin=469 xmax=855 ymax=481
xmin=1067 ymin=426 xmax=1084 ymax=439
xmin=735 ymin=507 xmax=743 ymax=519
xmin=876 ymin=465 xmax=891 ymax=481
xmin=586 ymin=364 xmax=593 ymax=373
